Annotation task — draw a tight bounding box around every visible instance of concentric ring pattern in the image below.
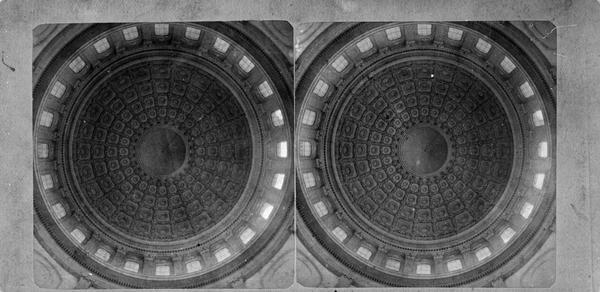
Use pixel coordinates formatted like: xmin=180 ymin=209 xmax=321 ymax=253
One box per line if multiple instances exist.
xmin=296 ymin=22 xmax=555 ymax=286
xmin=33 ymin=23 xmax=292 ymax=288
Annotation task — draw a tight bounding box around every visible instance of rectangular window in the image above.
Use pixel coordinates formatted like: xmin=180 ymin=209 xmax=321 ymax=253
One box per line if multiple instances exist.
xmin=258 ymin=81 xmax=274 ymax=97
xmin=70 ymin=228 xmax=86 ymax=243
xmin=475 ymin=247 xmax=491 ymax=261
xmin=40 ymin=111 xmax=54 ymax=127
xmin=155 ymin=265 xmax=170 ymax=276
xmin=447 ymin=259 xmax=463 ymax=272
xmin=37 ymin=143 xmax=49 ymax=158
xmin=356 ymin=38 xmax=373 ymax=52
xmin=475 ymin=38 xmax=491 ymax=53
xmin=271 ymin=110 xmax=284 ymax=127
xmin=332 ymin=227 xmax=347 ymax=241
xmin=272 ymin=173 xmax=285 ymax=190
xmin=302 ymin=110 xmax=316 ymax=126
xmin=277 ymin=141 xmax=288 ymax=158
xmin=520 ymin=82 xmax=534 ymax=98
xmin=69 ymin=57 xmax=85 ymax=73
xmin=385 ymin=27 xmax=402 ymax=40
xmin=240 ymin=228 xmax=256 ymax=244
xmin=416 ymin=263 xmax=431 ymax=275
xmin=50 ymin=82 xmax=66 ymax=98
xmin=186 ymin=260 xmax=202 ymax=273
xmin=124 ymin=261 xmax=140 ymax=273
xmin=185 ymin=27 xmax=201 ymax=40
xmin=385 ymin=259 xmax=401 ymax=271
xmin=122 ymin=27 xmax=139 ymax=40
xmin=313 ymin=201 xmax=328 ymax=217
xmin=260 ymin=203 xmax=274 ymax=220
xmin=357 ymin=247 xmax=372 ymax=260
xmin=154 ymin=23 xmax=169 ymax=36
xmin=303 ymin=172 xmax=316 ymax=188
xmin=500 ymin=56 xmax=516 ymax=73
xmin=417 ymin=24 xmax=432 ymax=36
xmin=238 ymin=56 xmax=255 ymax=73
xmin=447 ymin=28 xmax=463 ymax=40
xmin=215 ymin=248 xmax=231 ymax=262
xmin=93 ymin=38 xmax=110 ymax=53
xmin=313 ymin=80 xmax=329 ymax=97
xmin=213 ymin=37 xmax=230 ymax=53
xmin=332 ymin=55 xmax=348 ymax=72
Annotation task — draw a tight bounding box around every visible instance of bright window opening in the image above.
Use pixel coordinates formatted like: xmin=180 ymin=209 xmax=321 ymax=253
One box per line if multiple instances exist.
xmin=260 ymin=203 xmax=274 ymax=220
xmin=277 ymin=141 xmax=288 ymax=158
xmin=475 ymin=38 xmax=491 ymax=53
xmin=500 ymin=57 xmax=516 ymax=73
xmin=385 ymin=259 xmax=401 ymax=271
xmin=417 ymin=24 xmax=432 ymax=36
xmin=534 ymin=173 xmax=545 ymax=189
xmin=69 ymin=57 xmax=85 ymax=73
xmin=41 ymin=174 xmax=53 ymax=190
xmin=447 ymin=28 xmax=463 ymax=40
xmin=50 ymin=81 xmax=66 ymax=98
xmin=38 ymin=143 xmax=49 ymax=158
xmin=313 ymin=201 xmax=328 ymax=217
xmin=313 ymin=80 xmax=329 ymax=97
xmin=475 ymin=247 xmax=491 ymax=261
xmin=416 ymin=263 xmax=431 ymax=275
xmin=258 ymin=81 xmax=274 ymax=97
xmin=533 ymin=110 xmax=544 ymax=126
xmin=240 ymin=228 xmax=256 ymax=244
xmin=302 ymin=110 xmax=316 ymax=126
xmin=155 ymin=265 xmax=170 ymax=276
xmin=122 ymin=27 xmax=139 ymax=40
xmin=332 ymin=227 xmax=347 ymax=241
xmin=447 ymin=259 xmax=463 ymax=272
xmin=70 ymin=228 xmax=86 ymax=243
xmin=332 ymin=55 xmax=348 ymax=72
xmin=93 ymin=38 xmax=110 ymax=53
xmin=154 ymin=23 xmax=169 ymax=36
xmin=238 ymin=56 xmax=255 ymax=73
xmin=186 ymin=260 xmax=202 ymax=273
xmin=357 ymin=246 xmax=372 ymax=260
xmin=215 ymin=248 xmax=231 ymax=262
xmin=124 ymin=261 xmax=139 ymax=273
xmin=500 ymin=227 xmax=516 ymax=243
xmin=385 ymin=26 xmax=402 ymax=40
xmin=213 ymin=37 xmax=230 ymax=53
xmin=271 ymin=110 xmax=284 ymax=127
xmin=185 ymin=27 xmax=201 ymax=40
xmin=52 ymin=203 xmax=66 ymax=219
xmin=521 ymin=202 xmax=534 ymax=219
xmin=299 ymin=141 xmax=312 ymax=157
xmin=356 ymin=38 xmax=373 ymax=52
xmin=40 ymin=111 xmax=54 ymax=127
xmin=272 ymin=173 xmax=285 ymax=190
xmin=303 ymin=172 xmax=316 ymax=188
xmin=94 ymin=248 xmax=111 ymax=262
xmin=520 ymin=82 xmax=534 ymax=98
xmin=538 ymin=141 xmax=548 ymax=158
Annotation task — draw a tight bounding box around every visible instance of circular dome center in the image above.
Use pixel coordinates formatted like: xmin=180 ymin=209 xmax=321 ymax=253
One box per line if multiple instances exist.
xmin=137 ymin=127 xmax=186 ymax=176
xmin=399 ymin=126 xmax=447 ymax=175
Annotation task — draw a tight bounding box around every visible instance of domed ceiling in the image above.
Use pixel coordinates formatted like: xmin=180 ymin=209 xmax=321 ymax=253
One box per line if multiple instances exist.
xmin=33 ymin=22 xmax=292 ymax=288
xmin=295 ymin=22 xmax=555 ymax=287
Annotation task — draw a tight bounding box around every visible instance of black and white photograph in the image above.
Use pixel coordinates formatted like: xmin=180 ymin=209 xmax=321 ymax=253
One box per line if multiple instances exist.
xmin=0 ymin=1 xmax=599 ymax=292
xmin=294 ymin=21 xmax=556 ymax=287
xmin=32 ymin=21 xmax=294 ymax=289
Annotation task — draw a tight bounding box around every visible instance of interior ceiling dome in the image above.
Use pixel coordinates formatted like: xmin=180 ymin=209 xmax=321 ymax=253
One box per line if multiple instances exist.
xmin=33 ymin=22 xmax=292 ymax=288
xmin=296 ymin=22 xmax=555 ymax=287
